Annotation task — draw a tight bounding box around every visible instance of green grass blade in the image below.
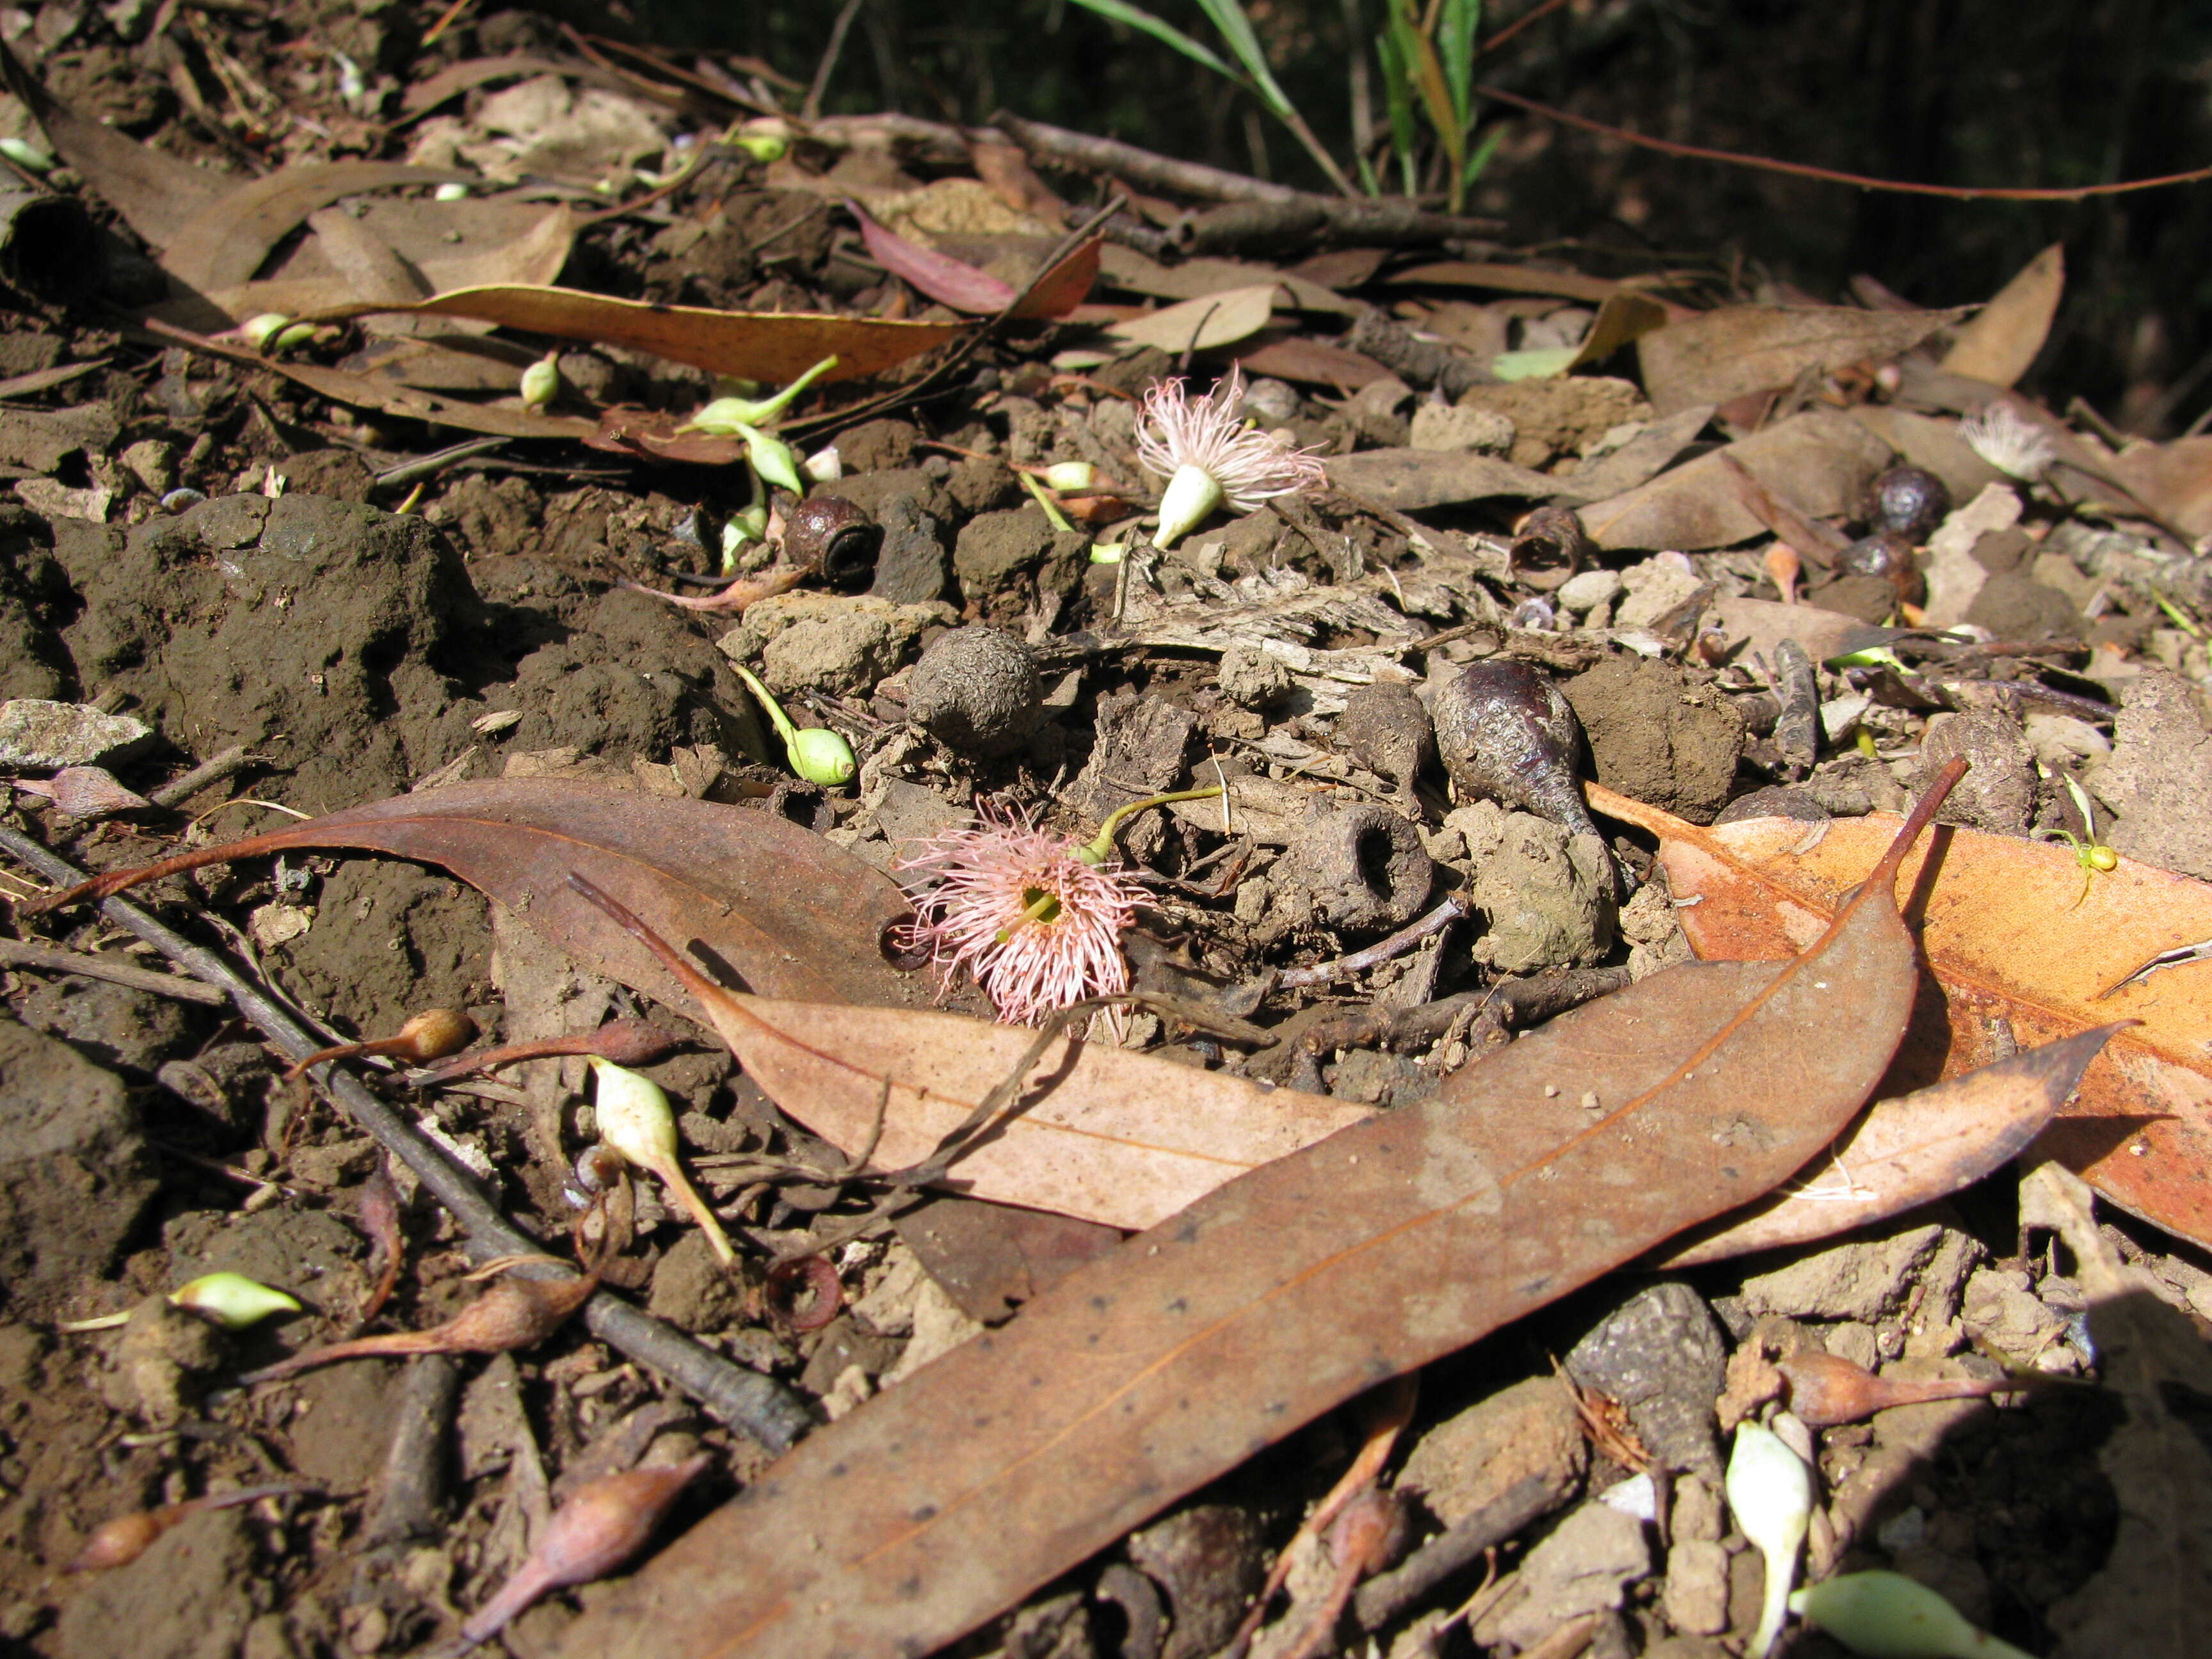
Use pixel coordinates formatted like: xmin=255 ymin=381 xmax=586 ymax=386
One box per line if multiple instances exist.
xmin=1193 ymin=0 xmax=1295 ymax=114
xmin=1375 ymin=28 xmax=1418 ymax=196
xmin=1439 ymin=0 xmax=1480 ymax=132
xmin=1461 ymin=120 xmax=1503 ymax=188
xmin=1066 ymin=0 xmax=1238 ymax=81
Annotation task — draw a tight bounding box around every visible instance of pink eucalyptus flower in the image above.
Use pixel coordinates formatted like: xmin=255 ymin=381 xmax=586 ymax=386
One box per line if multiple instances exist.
xmin=1135 ymin=365 xmax=1327 ymax=547
xmin=894 ymin=804 xmax=1145 ymax=1026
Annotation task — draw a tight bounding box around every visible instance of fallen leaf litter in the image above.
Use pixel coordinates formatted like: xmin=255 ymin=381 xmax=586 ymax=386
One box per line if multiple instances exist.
xmin=0 ymin=13 xmax=2209 ymax=1659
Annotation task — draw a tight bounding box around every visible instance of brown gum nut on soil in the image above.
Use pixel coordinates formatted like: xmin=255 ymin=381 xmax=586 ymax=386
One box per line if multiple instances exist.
xmin=1838 ymin=532 xmax=1926 ymax=604
xmin=1508 ymin=504 xmax=1594 ymax=593
xmin=785 ymin=497 xmax=881 ymax=593
xmin=1276 ymin=801 xmax=1437 ymax=934
xmin=904 ymin=625 xmax=1043 ymax=757
xmin=1859 ymin=465 xmax=1952 ymax=543
xmin=1431 ymin=661 xmax=1603 ymax=848
xmin=1337 ymin=680 xmax=1436 ymax=796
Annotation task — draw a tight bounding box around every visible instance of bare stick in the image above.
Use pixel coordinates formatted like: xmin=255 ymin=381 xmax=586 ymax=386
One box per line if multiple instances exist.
xmin=802 ymin=0 xmax=865 ymax=120
xmin=0 ymin=938 xmax=228 ymax=1005
xmin=1278 ymin=896 xmax=1470 ymax=990
xmin=148 ymin=744 xmax=258 ymax=809
xmin=0 ymin=824 xmax=813 ymax=1454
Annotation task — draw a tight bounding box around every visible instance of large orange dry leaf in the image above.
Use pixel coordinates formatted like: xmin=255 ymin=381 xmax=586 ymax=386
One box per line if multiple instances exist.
xmin=1592 ymin=782 xmax=2212 ymax=1248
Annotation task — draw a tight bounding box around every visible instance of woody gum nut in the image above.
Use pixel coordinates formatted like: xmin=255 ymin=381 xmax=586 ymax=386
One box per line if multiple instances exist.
xmin=1276 ymin=802 xmax=1437 ymax=935
xmin=1336 ymin=681 xmax=1436 ymax=796
xmin=1432 ymin=660 xmax=1603 ymax=847
xmin=905 ymin=625 xmax=1043 ymax=757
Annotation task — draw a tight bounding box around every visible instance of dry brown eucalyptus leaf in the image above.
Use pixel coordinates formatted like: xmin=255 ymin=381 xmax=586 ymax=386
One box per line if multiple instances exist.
xmin=541 ymin=767 xmax=1959 ymax=1659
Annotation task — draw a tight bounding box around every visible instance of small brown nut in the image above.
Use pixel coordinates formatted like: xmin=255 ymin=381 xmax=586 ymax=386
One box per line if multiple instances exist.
xmin=1858 ymin=465 xmax=1950 ymax=543
xmin=1837 ymin=531 xmax=1925 ymax=603
xmin=783 ymin=497 xmax=881 ymax=592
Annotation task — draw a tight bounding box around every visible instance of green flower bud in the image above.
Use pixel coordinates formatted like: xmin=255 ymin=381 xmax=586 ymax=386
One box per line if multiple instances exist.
xmin=0 ymin=137 xmax=54 ymax=172
xmin=803 ymin=444 xmax=843 ymax=483
xmin=731 ymin=662 xmax=856 ymax=789
xmin=1154 ymin=462 xmax=1224 ymax=549
xmin=733 ymin=134 xmax=788 ymax=163
xmin=520 ymin=354 xmax=560 ymax=411
xmin=790 ymin=725 xmax=857 ymax=787
xmin=242 ymin=313 xmax=294 ymax=351
xmin=433 ymin=182 xmax=471 ymax=201
xmin=272 ymin=321 xmax=319 ymax=352
xmin=1044 ymin=461 xmax=1096 ymax=492
xmin=588 ymin=1058 xmax=734 ymax=1267
xmin=719 ymin=505 xmax=769 ymax=571
xmin=741 ymin=426 xmax=804 ymax=497
xmin=679 ymin=357 xmax=840 ymax=435
xmin=1790 ymin=1571 xmax=2036 ymax=1659
xmin=1728 ymin=1421 xmax=1815 ymax=1659
xmin=170 ymin=1272 xmax=301 ymax=1331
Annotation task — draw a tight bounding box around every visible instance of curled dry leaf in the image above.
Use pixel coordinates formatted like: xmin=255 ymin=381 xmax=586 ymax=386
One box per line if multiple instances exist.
xmin=238 ymin=1270 xmax=596 ymax=1384
xmin=542 ymin=768 xmax=1958 ymax=1659
xmin=1591 ymin=781 xmax=2212 ymax=1249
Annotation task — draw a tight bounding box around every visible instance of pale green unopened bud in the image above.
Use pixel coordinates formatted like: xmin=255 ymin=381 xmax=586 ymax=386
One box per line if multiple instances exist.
xmin=520 ymin=355 xmax=560 ymax=411
xmin=790 ymin=726 xmax=856 ymax=787
xmin=1044 ymin=461 xmax=1096 ymax=492
xmin=803 ymin=444 xmax=842 ymax=483
xmin=273 ymin=321 xmax=319 ymax=351
xmin=588 ymin=1057 xmax=735 ymax=1267
xmin=719 ymin=505 xmax=769 ymax=570
xmin=1154 ymin=463 xmax=1223 ymax=549
xmin=170 ymin=1272 xmax=301 ymax=1331
xmin=732 ymin=662 xmax=855 ymax=789
xmin=1790 ymin=1571 xmax=2035 ymax=1658
xmin=433 ymin=182 xmax=471 ymax=201
xmin=733 ymin=134 xmax=788 ymax=163
xmin=1729 ymin=1421 xmax=1815 ymax=1659
xmin=681 ymin=356 xmax=840 ymax=435
xmin=0 ymin=136 xmax=54 ymax=172
xmin=741 ymin=426 xmax=804 ymax=496
xmin=588 ymin=1056 xmax=679 ymax=1173
xmin=242 ymin=313 xmax=293 ymax=351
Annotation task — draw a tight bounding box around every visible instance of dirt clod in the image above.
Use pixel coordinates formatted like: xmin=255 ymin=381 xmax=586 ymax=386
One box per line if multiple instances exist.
xmin=1562 ymin=654 xmax=1744 ymax=824
xmin=905 ymin=625 xmax=1043 ymax=757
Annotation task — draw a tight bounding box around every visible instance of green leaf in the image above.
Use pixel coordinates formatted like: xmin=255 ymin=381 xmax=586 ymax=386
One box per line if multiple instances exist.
xmin=1066 ymin=0 xmax=1239 ymax=80
xmin=1490 ymin=346 xmax=1581 ymax=380
xmin=1462 ymin=120 xmax=1504 ymax=188
xmin=1374 ymin=28 xmax=1419 ymax=196
xmin=1439 ymin=0 xmax=1480 ymax=132
xmin=1192 ymin=0 xmax=1297 ymax=119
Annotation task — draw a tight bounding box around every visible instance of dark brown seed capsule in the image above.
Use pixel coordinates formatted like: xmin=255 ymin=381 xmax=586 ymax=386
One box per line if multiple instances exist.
xmin=1859 ymin=465 xmax=1950 ymax=543
xmin=1837 ymin=532 xmax=1925 ymax=604
xmin=784 ymin=497 xmax=881 ymax=592
xmin=1431 ymin=661 xmax=1610 ymax=878
xmin=1507 ymin=505 xmax=1594 ymax=592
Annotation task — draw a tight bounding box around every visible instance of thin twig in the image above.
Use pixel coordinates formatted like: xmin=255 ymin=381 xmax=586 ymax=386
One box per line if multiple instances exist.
xmin=1278 ymin=896 xmax=1470 ymax=990
xmin=373 ymin=438 xmax=506 ymax=491
xmin=1477 ymin=81 xmax=2212 ymax=201
xmin=0 ymin=938 xmax=230 ymax=1005
xmin=803 ymin=0 xmax=866 ymax=120
xmin=0 ymin=824 xmax=813 ymax=1454
xmin=148 ymin=744 xmax=259 ymax=809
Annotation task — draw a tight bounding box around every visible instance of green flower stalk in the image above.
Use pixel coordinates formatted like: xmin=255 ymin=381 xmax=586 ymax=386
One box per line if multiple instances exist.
xmin=684 ymin=355 xmax=839 ymax=437
xmin=731 ymin=662 xmax=855 ymax=787
xmin=1791 ymin=1572 xmax=2036 ymax=1658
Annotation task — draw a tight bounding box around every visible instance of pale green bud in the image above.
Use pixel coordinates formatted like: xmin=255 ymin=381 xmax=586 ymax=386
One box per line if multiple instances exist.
xmin=1728 ymin=1420 xmax=1815 ymax=1659
xmin=1790 ymin=1571 xmax=2037 ymax=1658
xmin=741 ymin=426 xmax=804 ymax=497
xmin=588 ymin=1056 xmax=679 ymax=1173
xmin=790 ymin=725 xmax=857 ymax=787
xmin=803 ymin=444 xmax=843 ymax=483
xmin=0 ymin=137 xmax=54 ymax=172
xmin=733 ymin=134 xmax=788 ymax=163
xmin=519 ymin=355 xmax=560 ymax=411
xmin=242 ymin=313 xmax=293 ymax=351
xmin=433 ymin=182 xmax=471 ymax=201
xmin=681 ymin=356 xmax=840 ymax=435
xmin=720 ymin=505 xmax=769 ymax=568
xmin=1044 ymin=461 xmax=1096 ymax=492
xmin=170 ymin=1272 xmax=301 ymax=1331
xmin=1154 ymin=463 xmax=1224 ymax=549
xmin=272 ymin=321 xmax=319 ymax=351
